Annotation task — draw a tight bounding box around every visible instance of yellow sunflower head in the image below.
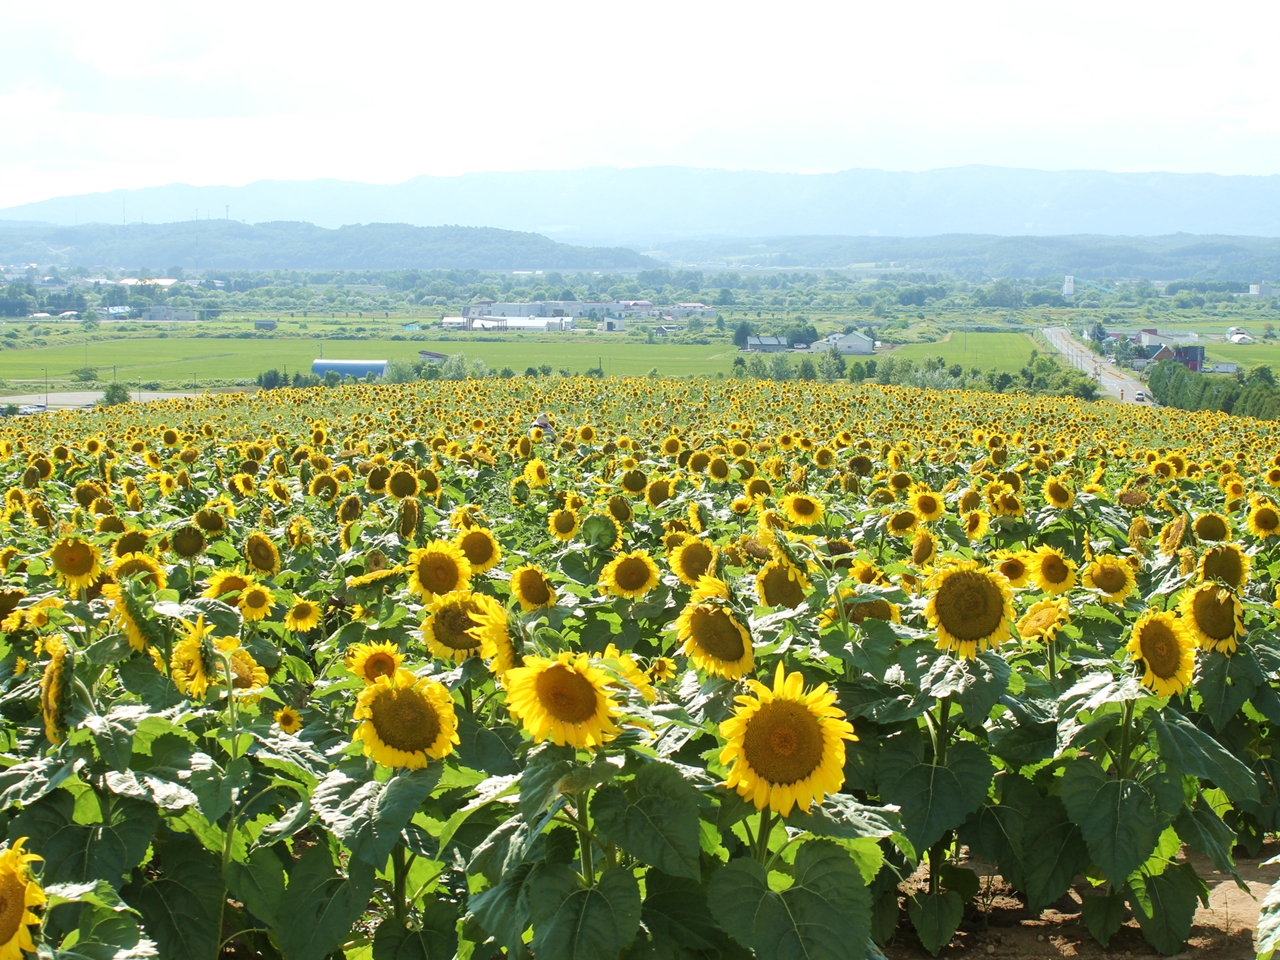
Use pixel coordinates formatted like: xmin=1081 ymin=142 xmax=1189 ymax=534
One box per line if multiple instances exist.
xmin=548 ymin=509 xmax=579 ymax=541
xmin=238 ymin=583 xmax=275 ymax=622
xmin=510 ymin=564 xmax=556 ymax=611
xmin=171 ymin=525 xmax=207 ymax=559
xmin=719 ymin=662 xmax=856 ymax=816
xmin=755 ymin=557 xmax=810 ymax=609
xmin=1043 ymin=476 xmax=1075 ymax=509
xmin=347 ymin=640 xmax=405 ymax=683
xmin=39 ymin=636 xmax=72 ymax=744
xmin=48 ymin=537 xmax=103 ymax=592
xmin=455 ymin=527 xmax=502 ymax=573
xmin=0 ymin=837 xmax=46 ymax=957
xmin=778 ymin=493 xmax=825 ymax=527
xmin=353 ymin=669 xmax=459 ymax=768
xmin=503 ymin=652 xmax=621 ymax=749
xmin=1126 ymin=610 xmax=1194 ymax=697
xmin=1179 ymin=584 xmax=1245 ymax=655
xmin=1016 ymin=598 xmax=1070 ymax=644
xmin=675 ymin=600 xmax=754 ymax=679
xmin=1027 ymin=545 xmax=1077 ymax=595
xmin=244 ymin=532 xmax=281 ymax=576
xmin=1081 ymin=555 xmax=1136 ymax=603
xmin=1247 ymin=499 xmax=1280 ymax=539
xmin=420 ymin=591 xmax=487 ymax=663
xmin=112 ymin=552 xmax=167 ymax=591
xmin=285 ymin=599 xmax=322 ymax=632
xmin=909 ymin=489 xmax=945 ymax=522
xmin=599 ymin=550 xmax=661 ymax=600
xmin=925 ymin=561 xmax=1014 ymax=659
xmin=669 ymin=538 xmax=717 ymax=587
xmin=202 ymin=569 xmax=254 ymax=601
xmin=407 ymin=541 xmax=472 ymax=599
xmin=819 ymin=589 xmax=901 ymax=630
xmin=1193 ymin=513 xmax=1230 ymax=543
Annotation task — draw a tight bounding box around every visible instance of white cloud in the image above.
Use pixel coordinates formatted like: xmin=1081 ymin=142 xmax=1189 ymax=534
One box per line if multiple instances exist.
xmin=3 ymin=0 xmax=1279 ymax=208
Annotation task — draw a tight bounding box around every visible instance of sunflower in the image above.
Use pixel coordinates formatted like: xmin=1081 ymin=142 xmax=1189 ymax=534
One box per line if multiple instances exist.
xmin=1158 ymin=515 xmax=1188 ymax=555
xmin=675 ymin=601 xmax=754 ymax=679
xmin=756 ymin=557 xmax=810 ymax=608
xmin=1016 ymin=598 xmax=1070 ymax=644
xmin=1179 ymin=584 xmax=1245 ymax=655
xmin=523 ymin=458 xmax=549 ymax=488
xmin=238 ymin=583 xmax=275 ymax=622
xmin=1247 ymin=499 xmax=1280 ymax=539
xmin=548 ymin=509 xmax=579 ymax=541
xmin=228 ymin=644 xmax=269 ymax=694
xmin=456 ymin=527 xmax=502 ymax=573
xmin=1043 ymin=476 xmax=1075 ymax=509
xmin=171 ymin=525 xmax=206 ymax=559
xmin=48 ymin=537 xmax=103 ymax=592
xmin=963 ymin=510 xmax=990 ymax=541
xmin=1026 ymin=545 xmax=1077 ymax=595
xmin=203 ymin=570 xmax=254 ymax=600
xmin=285 ymin=599 xmax=322 ymax=632
xmin=39 ymin=636 xmax=72 ymax=744
xmin=719 ymin=662 xmax=855 ymax=816
xmin=778 ymin=493 xmax=825 ymax=526
xmin=1193 ymin=513 xmax=1230 ymax=542
xmin=599 ymin=550 xmax=661 ymax=599
xmin=503 ymin=652 xmax=621 ymax=748
xmin=244 ymin=532 xmax=281 ymax=576
xmin=421 ymin=591 xmax=488 ymax=662
xmin=353 ymin=669 xmax=459 ymax=769
xmin=886 ymin=509 xmax=919 ymax=537
xmin=1082 ymin=555 xmax=1136 ymax=603
xmin=100 ymin=582 xmax=159 ymax=652
xmin=911 ymin=528 xmax=937 ymax=566
xmin=649 ymin=656 xmax=677 ymax=682
xmin=645 ymin=478 xmax=673 ymax=508
xmin=819 ymin=589 xmax=901 ymax=630
xmin=347 ymin=640 xmax=404 ymax=683
xmin=170 ymin=616 xmax=221 ymax=698
xmin=669 ymin=538 xmax=717 ymax=586
xmin=509 ymin=564 xmax=557 ymax=611
xmin=910 ymin=489 xmax=946 ymax=522
xmin=469 ymin=593 xmax=517 ymax=675
xmin=275 ymin=706 xmax=304 ymax=737
xmin=1127 ymin=610 xmax=1194 ymax=697
xmin=407 ymin=541 xmax=472 ymax=599
xmin=1199 ymin=543 xmax=1250 ymax=590
xmin=925 ymin=561 xmax=1015 ymax=659
xmin=0 ymin=837 xmax=45 ymax=960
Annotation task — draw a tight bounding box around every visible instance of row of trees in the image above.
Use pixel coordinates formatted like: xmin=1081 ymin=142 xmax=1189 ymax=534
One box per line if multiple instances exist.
xmin=1148 ymin=361 xmax=1280 ymax=420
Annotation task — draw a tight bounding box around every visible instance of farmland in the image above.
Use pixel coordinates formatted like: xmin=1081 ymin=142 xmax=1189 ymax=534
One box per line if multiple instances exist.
xmin=886 ymin=331 xmax=1040 ymax=374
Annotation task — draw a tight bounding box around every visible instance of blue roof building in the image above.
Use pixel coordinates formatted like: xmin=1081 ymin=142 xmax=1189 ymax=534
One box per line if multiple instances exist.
xmin=311 ymin=359 xmax=387 ymax=379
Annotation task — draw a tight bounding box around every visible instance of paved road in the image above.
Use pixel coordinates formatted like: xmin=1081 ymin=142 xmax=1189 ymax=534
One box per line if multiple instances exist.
xmin=0 ymin=390 xmax=196 ymax=411
xmin=1043 ymin=326 xmax=1150 ymax=404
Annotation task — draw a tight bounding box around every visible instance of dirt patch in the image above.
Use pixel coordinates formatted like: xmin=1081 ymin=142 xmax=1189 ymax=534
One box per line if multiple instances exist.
xmin=882 ymin=844 xmax=1277 ymax=959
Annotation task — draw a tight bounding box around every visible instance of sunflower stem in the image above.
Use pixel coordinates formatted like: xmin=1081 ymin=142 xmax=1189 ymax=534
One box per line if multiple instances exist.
xmin=934 ymin=697 xmax=952 ymax=766
xmin=576 ymin=790 xmax=595 ymax=884
xmin=755 ymin=808 xmax=776 ymax=863
xmin=221 ymin=653 xmax=240 ymax=872
xmin=1118 ymin=698 xmax=1135 ymax=780
xmin=392 ymin=843 xmax=408 ymax=925
xmin=1047 ymin=637 xmax=1057 ymax=682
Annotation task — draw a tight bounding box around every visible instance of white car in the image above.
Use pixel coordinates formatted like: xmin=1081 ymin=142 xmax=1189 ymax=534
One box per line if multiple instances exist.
xmin=1134 ymin=391 xmax=1146 ymax=402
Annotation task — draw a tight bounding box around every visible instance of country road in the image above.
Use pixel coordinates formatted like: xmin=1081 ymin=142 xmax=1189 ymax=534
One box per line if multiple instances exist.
xmin=1043 ymin=326 xmax=1150 ymax=404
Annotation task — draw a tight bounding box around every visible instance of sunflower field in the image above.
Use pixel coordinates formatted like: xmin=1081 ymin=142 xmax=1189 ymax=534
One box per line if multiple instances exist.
xmin=1 ymin=377 xmax=1280 ymax=960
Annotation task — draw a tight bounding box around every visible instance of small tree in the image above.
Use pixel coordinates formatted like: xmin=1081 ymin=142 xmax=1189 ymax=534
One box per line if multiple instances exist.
xmin=101 ymin=381 xmax=131 ymax=405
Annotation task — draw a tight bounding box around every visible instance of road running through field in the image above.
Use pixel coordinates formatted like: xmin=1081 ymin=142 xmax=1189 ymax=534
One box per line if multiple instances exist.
xmin=1043 ymin=326 xmax=1150 ymax=404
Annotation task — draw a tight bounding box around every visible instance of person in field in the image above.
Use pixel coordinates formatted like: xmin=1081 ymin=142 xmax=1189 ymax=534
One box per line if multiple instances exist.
xmin=529 ymin=413 xmax=557 ymax=444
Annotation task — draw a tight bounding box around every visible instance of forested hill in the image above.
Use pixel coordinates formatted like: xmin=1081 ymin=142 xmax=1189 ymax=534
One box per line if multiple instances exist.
xmin=0 ymin=220 xmax=660 ymax=271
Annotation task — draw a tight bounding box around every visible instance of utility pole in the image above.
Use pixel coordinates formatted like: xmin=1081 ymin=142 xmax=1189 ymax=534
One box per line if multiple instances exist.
xmin=42 ymin=368 xmax=47 ymax=408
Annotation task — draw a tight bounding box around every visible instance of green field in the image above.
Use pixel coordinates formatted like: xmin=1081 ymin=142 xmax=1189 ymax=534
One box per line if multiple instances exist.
xmin=887 ymin=331 xmax=1040 ymax=374
xmin=1205 ymin=341 xmax=1280 ymax=370
xmin=0 ymin=334 xmax=742 ymax=384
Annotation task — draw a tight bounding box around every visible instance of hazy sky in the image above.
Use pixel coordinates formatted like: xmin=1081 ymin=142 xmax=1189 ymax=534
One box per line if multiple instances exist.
xmin=3 ymin=0 xmax=1278 ymax=208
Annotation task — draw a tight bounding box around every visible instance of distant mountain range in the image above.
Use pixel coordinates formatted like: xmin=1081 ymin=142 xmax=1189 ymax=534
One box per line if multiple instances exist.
xmin=5 ymin=166 xmax=1280 ymax=242
xmin=0 ymin=221 xmax=658 ymax=272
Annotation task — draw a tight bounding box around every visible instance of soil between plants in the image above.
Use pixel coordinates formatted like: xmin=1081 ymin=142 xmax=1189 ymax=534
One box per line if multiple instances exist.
xmin=883 ymin=844 xmax=1277 ymax=959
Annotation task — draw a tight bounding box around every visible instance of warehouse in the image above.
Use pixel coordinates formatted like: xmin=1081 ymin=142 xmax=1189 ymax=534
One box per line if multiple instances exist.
xmin=311 ymin=359 xmax=387 ymax=379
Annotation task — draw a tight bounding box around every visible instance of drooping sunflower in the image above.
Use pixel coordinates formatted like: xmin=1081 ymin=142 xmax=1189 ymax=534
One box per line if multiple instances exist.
xmin=719 ymin=662 xmax=855 ymax=816
xmin=100 ymin=583 xmax=159 ymax=652
xmin=407 ymin=541 xmax=472 ymax=599
xmin=244 ymin=532 xmax=281 ymax=576
xmin=1127 ymin=610 xmax=1194 ymax=697
xmin=111 ymin=552 xmax=167 ymax=590
xmin=778 ymin=493 xmax=825 ymax=527
xmin=669 ymin=538 xmax=717 ymax=587
xmin=353 ymin=669 xmax=459 ymax=769
xmin=675 ymin=601 xmax=754 ymax=679
xmin=819 ymin=589 xmax=901 ymax=630
xmin=48 ymin=537 xmax=103 ymax=592
xmin=455 ymin=527 xmax=502 ymax=573
xmin=1158 ymin=515 xmax=1188 ymax=555
xmin=285 ymin=598 xmax=322 ymax=632
xmin=1081 ymin=555 xmax=1136 ymax=603
xmin=509 ymin=564 xmax=557 ymax=611
xmin=170 ymin=616 xmax=220 ymax=698
xmin=1247 ymin=499 xmax=1280 ymax=539
xmin=39 ymin=636 xmax=72 ymax=744
xmin=347 ymin=640 xmax=405 ymax=683
xmin=1026 ymin=545 xmax=1077 ymax=595
xmin=548 ymin=509 xmax=579 ymax=541
xmin=274 ymin=706 xmax=303 ymax=734
xmin=925 ymin=561 xmax=1015 ymax=659
xmin=227 ymin=642 xmax=269 ymax=695
xmin=469 ymin=592 xmax=517 ymax=675
xmin=1179 ymin=584 xmax=1245 ymax=655
xmin=420 ymin=591 xmax=486 ymax=662
xmin=756 ymin=557 xmax=810 ymax=608
xmin=599 ymin=550 xmax=661 ymax=600
xmin=503 ymin=652 xmax=621 ymax=749
xmin=910 ymin=528 xmax=937 ymax=567
xmin=602 ymin=643 xmax=656 ymax=703
xmin=238 ymin=583 xmax=275 ymax=622
xmin=1198 ymin=543 xmax=1250 ymax=590
xmin=0 ymin=837 xmax=46 ymax=959
xmin=1016 ymin=598 xmax=1070 ymax=644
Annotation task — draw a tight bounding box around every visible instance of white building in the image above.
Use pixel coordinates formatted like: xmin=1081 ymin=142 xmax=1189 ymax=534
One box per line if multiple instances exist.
xmin=597 ymin=316 xmax=625 ymax=332
xmin=1250 ymin=283 xmax=1274 ymax=296
xmin=668 ymin=302 xmax=715 ymax=318
xmin=825 ymin=331 xmax=876 ymax=355
xmin=1063 ymin=275 xmax=1075 ymax=297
